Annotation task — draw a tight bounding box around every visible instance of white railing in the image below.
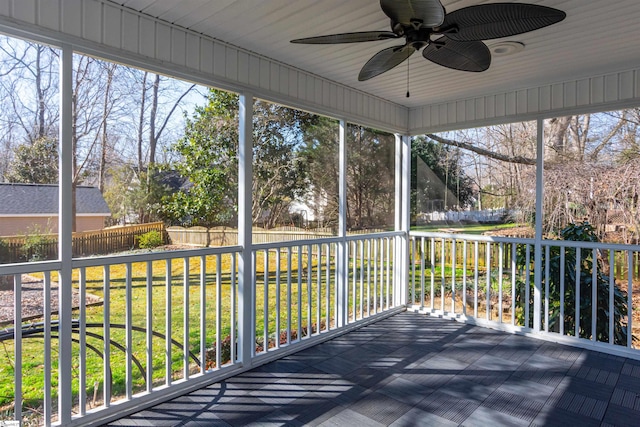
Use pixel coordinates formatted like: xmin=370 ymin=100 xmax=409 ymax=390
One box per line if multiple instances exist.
xmin=409 ymin=232 xmax=640 ymax=358
xmin=0 ymin=231 xmax=402 ymax=426
xmin=251 ymin=232 xmax=401 ymax=360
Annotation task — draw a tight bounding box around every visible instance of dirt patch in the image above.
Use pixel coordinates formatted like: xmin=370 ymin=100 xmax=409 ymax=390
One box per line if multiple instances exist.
xmin=0 ymin=274 xmax=102 ymax=326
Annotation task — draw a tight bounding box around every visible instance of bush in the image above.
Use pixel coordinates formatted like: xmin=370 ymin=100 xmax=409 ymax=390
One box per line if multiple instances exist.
xmin=516 ymin=222 xmax=629 ymax=345
xmin=22 ymin=227 xmax=55 ymax=262
xmin=136 ymin=230 xmax=164 ymax=249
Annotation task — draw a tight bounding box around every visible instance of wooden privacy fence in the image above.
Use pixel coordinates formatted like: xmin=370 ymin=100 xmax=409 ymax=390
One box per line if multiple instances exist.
xmin=166 ymin=226 xmax=387 ymax=247
xmin=166 ymin=226 xmax=335 ymax=247
xmin=0 ymin=222 xmax=165 ymax=263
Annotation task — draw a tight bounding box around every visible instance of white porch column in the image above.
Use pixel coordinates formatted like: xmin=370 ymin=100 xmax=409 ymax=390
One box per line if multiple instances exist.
xmin=394 ymin=134 xmax=410 ymax=306
xmin=401 ymin=134 xmax=411 ymax=305
xmin=533 ymin=118 xmax=545 ymax=332
xmin=58 ymin=43 xmax=73 ymax=425
xmin=337 ymin=119 xmax=347 ymax=327
xmin=238 ymin=92 xmax=254 ymax=365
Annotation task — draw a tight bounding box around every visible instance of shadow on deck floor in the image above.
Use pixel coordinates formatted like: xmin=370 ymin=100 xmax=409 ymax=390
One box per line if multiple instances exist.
xmin=106 ymin=312 xmax=640 ymax=426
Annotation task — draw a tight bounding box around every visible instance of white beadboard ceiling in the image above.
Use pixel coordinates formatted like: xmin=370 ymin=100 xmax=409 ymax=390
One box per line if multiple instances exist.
xmin=108 ymin=0 xmax=640 ymax=110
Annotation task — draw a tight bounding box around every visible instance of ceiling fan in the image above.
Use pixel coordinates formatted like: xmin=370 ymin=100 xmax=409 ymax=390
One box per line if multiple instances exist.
xmin=291 ymin=1 xmax=566 ymax=81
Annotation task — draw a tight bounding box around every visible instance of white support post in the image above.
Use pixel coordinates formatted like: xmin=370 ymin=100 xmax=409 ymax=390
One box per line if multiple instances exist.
xmin=533 ymin=118 xmax=545 ymax=332
xmin=337 ymin=119 xmax=347 ymax=327
xmin=58 ymin=43 xmax=73 ymax=425
xmin=238 ymin=92 xmax=254 ymax=366
xmin=401 ymin=134 xmax=411 ymax=306
xmin=394 ymin=134 xmax=402 ymax=307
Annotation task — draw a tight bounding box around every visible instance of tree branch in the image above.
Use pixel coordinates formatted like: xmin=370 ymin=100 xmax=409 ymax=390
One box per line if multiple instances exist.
xmin=426 ymin=134 xmax=537 ymax=165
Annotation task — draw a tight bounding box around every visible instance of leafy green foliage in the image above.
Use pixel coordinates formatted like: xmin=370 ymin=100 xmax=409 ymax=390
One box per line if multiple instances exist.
xmin=103 ymin=165 xmax=175 ymax=225
xmin=516 ymin=222 xmax=629 ymax=345
xmin=136 ymin=230 xmax=164 ymax=249
xmin=5 ymin=137 xmax=58 ymax=184
xmin=22 ymin=226 xmax=55 ymax=262
xmin=299 ymin=119 xmax=397 ymax=229
xmin=164 ymin=89 xmax=317 ymax=228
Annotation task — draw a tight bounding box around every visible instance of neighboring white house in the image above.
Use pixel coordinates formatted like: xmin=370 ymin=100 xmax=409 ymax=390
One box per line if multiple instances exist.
xmin=0 ymin=183 xmax=111 ymax=236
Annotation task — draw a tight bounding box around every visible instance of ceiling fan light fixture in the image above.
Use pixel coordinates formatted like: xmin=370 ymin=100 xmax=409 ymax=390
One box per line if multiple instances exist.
xmin=291 ymin=1 xmax=564 ymax=80
xmin=489 ymin=41 xmax=525 ymax=57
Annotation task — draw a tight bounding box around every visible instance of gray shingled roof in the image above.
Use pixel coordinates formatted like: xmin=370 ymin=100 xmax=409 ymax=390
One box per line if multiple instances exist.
xmin=0 ymin=183 xmax=111 ymax=215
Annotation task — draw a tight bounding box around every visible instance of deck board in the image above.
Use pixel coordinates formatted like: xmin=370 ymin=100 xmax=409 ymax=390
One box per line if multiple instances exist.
xmin=106 ymin=312 xmax=640 ymax=426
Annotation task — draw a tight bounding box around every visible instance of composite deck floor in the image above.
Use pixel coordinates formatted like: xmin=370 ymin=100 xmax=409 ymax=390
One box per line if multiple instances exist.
xmin=107 ymin=312 xmax=640 ymax=426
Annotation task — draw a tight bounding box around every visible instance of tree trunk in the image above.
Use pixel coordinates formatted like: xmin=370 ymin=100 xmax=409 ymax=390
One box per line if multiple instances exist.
xmin=149 ymin=74 xmax=160 ymax=166
xmin=137 ymin=72 xmax=148 ymax=174
xmin=98 ymin=64 xmax=115 ymax=192
xmin=35 ymin=45 xmax=46 ymax=141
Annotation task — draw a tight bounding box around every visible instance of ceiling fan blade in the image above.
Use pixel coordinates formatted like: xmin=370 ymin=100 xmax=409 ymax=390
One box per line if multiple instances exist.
xmin=442 ymin=3 xmax=566 ymax=42
xmin=291 ymin=31 xmax=399 ymax=44
xmin=380 ymin=0 xmax=445 ymax=28
xmin=423 ymin=38 xmax=490 ymax=72
xmin=359 ymin=45 xmax=416 ymax=81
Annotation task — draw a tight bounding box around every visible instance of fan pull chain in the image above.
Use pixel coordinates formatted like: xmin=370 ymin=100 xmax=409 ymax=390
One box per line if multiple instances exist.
xmin=406 ymin=56 xmax=410 ymax=98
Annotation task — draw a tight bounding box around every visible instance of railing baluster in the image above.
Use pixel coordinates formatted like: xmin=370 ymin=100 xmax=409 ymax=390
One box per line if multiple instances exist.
xmin=592 ymin=248 xmax=598 ymax=343
xmin=351 ymin=241 xmax=356 ymax=322
xmin=297 ymin=245 xmax=303 ymax=339
xmin=560 ymin=248 xmax=565 ymax=336
xmin=386 ymin=237 xmax=391 ymax=310
xmin=511 ymin=243 xmax=516 ymax=326
xmin=165 ymin=260 xmax=172 ymax=386
xmin=441 ymin=238 xmax=445 ymax=313
xmin=126 ymin=262 xmax=133 ymax=396
xmin=216 ymin=254 xmax=222 ymax=366
xmin=452 ymin=239 xmax=456 ymax=314
xmin=628 ymin=250 xmax=633 ymax=348
xmin=420 ymin=237 xmax=425 ymax=310
xmin=431 ymin=238 xmax=436 ymax=311
xmin=575 ymin=247 xmax=581 ymax=338
xmin=77 ymin=268 xmax=85 ymax=416
xmin=525 ymin=245 xmax=531 ymax=329
xmin=231 ymin=253 xmax=237 ymax=363
xmin=251 ymin=251 xmax=257 ymax=357
xmin=411 ymin=237 xmax=416 ymax=305
xmin=380 ymin=238 xmax=385 ymax=311
xmin=486 ymin=242 xmax=491 ymax=321
xmin=14 ymin=274 xmax=21 ymax=422
xmin=307 ymin=244 xmax=313 ymax=336
xmin=609 ymin=250 xmax=615 ymax=345
xmin=359 ymin=240 xmax=364 ymax=320
xmin=373 ymin=239 xmax=378 ymax=314
xmin=367 ymin=240 xmax=371 ymax=317
xmin=462 ymin=241 xmax=467 ymax=317
xmin=474 ymin=241 xmax=479 ymax=318
xmin=498 ymin=243 xmax=503 ymax=323
xmin=544 ymin=246 xmax=550 ymax=332
xmin=276 ymin=249 xmax=281 ymax=348
xmin=326 ymin=244 xmax=331 ymax=329
xmin=104 ymin=265 xmax=112 ymax=403
xmin=200 ymin=256 xmax=206 ymax=373
xmin=264 ymin=249 xmax=269 ymax=351
xmin=287 ymin=247 xmax=292 ymax=344
xmin=316 ymin=244 xmax=322 ymax=332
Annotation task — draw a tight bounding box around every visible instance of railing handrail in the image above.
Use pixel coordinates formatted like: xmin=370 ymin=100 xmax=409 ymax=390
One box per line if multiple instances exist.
xmin=410 ymin=230 xmax=640 ymax=252
xmin=345 ymin=231 xmax=403 ymax=241
xmin=410 ymin=231 xmax=534 ymax=245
